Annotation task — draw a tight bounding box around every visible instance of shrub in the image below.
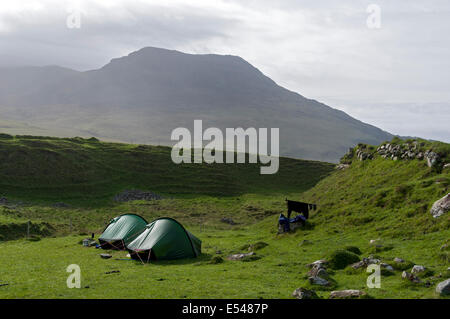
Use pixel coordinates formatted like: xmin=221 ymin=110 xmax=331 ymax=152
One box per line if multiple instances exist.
xmin=344 ymin=246 xmax=362 ymax=255
xmin=327 ymin=250 xmax=360 ymax=270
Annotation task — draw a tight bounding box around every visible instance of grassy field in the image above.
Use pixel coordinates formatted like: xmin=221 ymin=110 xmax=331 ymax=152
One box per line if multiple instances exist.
xmin=0 ymin=135 xmax=449 ymax=299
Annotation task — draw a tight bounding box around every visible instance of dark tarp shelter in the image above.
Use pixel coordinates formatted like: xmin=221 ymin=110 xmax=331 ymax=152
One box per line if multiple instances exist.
xmin=126 ymin=217 xmax=201 ymax=262
xmin=99 ymin=214 xmax=148 ymax=250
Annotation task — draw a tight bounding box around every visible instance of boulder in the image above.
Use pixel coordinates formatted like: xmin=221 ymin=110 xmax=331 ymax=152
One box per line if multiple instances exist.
xmin=435 ymin=279 xmax=450 ymax=296
xmin=227 ymin=252 xmax=255 ymax=261
xmin=425 ymin=151 xmax=440 ymax=167
xmin=308 ymin=276 xmax=330 ymax=286
xmin=307 ymin=260 xmax=328 ymax=269
xmin=380 ymin=263 xmax=394 ymax=271
xmin=329 ymin=290 xmax=366 ymax=299
xmin=308 ymin=264 xmax=329 ymax=279
xmin=430 ymin=193 xmax=450 ymax=218
xmin=336 ymin=164 xmax=350 ymax=170
xmin=292 ymin=288 xmax=319 ymax=299
xmin=411 ymin=265 xmax=426 ymax=274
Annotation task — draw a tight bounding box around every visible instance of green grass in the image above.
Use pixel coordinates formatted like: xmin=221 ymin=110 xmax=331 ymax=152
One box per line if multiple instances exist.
xmin=0 ymin=135 xmax=449 ymax=298
xmin=0 ymin=134 xmax=333 ymax=206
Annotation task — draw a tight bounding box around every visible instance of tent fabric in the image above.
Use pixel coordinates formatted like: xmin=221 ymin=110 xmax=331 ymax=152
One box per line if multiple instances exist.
xmin=127 ymin=217 xmax=201 ymax=261
xmin=99 ymin=214 xmax=148 ymax=250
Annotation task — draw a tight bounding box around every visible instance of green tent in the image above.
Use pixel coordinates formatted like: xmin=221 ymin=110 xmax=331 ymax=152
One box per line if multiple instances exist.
xmin=99 ymin=214 xmax=148 ymax=250
xmin=126 ymin=217 xmax=201 ymax=262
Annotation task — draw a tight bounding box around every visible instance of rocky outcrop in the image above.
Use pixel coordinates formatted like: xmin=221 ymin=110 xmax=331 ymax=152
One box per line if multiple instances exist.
xmin=430 ymin=193 xmax=450 ymax=218
xmin=343 ymin=140 xmax=446 ymax=168
xmin=308 ymin=276 xmax=330 ymax=286
xmin=292 ymin=288 xmax=319 ymax=299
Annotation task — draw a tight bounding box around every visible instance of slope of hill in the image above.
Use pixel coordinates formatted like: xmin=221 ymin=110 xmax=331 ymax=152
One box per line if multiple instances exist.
xmin=0 ymin=47 xmax=393 ymax=162
xmin=300 ymin=138 xmax=449 ymax=239
xmin=0 ymin=134 xmax=333 ymax=205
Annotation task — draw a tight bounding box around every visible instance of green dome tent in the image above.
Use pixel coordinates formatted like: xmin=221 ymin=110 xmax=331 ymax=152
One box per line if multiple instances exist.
xmin=99 ymin=214 xmax=148 ymax=250
xmin=126 ymin=217 xmax=201 ymax=262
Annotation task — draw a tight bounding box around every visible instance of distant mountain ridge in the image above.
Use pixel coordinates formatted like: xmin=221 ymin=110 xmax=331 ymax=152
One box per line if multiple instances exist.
xmin=0 ymin=46 xmax=393 ymax=162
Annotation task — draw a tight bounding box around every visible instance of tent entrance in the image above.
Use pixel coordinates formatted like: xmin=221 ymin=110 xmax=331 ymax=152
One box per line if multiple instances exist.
xmin=128 ymin=249 xmax=156 ymax=263
xmin=99 ymin=239 xmax=126 ymax=250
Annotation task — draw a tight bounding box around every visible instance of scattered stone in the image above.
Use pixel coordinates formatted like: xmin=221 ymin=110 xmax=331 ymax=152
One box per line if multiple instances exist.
xmin=227 ymin=252 xmax=255 ymax=261
xmin=308 ymin=264 xmax=329 ymax=279
xmin=394 ymin=257 xmax=405 ymax=263
xmin=329 ymin=290 xmax=366 ymax=299
xmin=369 ymin=239 xmax=380 ymax=245
xmin=308 ymin=276 xmax=330 ymax=286
xmin=292 ymin=288 xmax=319 ymax=299
xmin=380 ymin=263 xmax=394 ymax=271
xmin=430 ymin=193 xmax=450 ymax=218
xmin=402 ymin=271 xmax=421 ymax=283
xmin=411 ymin=265 xmax=426 ymax=274
xmin=443 ymin=163 xmax=450 ymax=169
xmin=114 ymin=189 xmax=162 ymax=202
xmin=220 ymin=217 xmax=236 ymax=225
xmin=100 ymin=253 xmax=112 ymax=259
xmin=105 ymin=270 xmax=120 ymax=274
xmin=336 ymin=164 xmax=350 ymax=170
xmin=307 ymin=260 xmax=328 ymax=269
xmin=435 ymin=279 xmax=450 ymax=296
xmin=351 ymin=257 xmax=380 ymax=269
xmin=425 ymin=151 xmax=440 ymax=167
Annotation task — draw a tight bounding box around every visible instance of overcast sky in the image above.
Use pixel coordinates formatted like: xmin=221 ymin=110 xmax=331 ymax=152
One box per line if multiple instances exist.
xmin=0 ymin=0 xmax=449 ymax=142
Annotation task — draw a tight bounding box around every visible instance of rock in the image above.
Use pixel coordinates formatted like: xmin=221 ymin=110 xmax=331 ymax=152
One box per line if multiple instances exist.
xmin=308 ymin=264 xmax=329 ymax=278
xmin=351 ymin=257 xmax=380 ymax=269
xmin=0 ymin=197 xmax=7 ymax=205
xmin=292 ymin=287 xmax=319 ymax=299
xmin=308 ymin=276 xmax=330 ymax=286
xmin=100 ymin=253 xmax=112 ymax=259
xmin=402 ymin=271 xmax=421 ymax=283
xmin=425 ymin=151 xmax=440 ymax=167
xmin=329 ymin=290 xmax=366 ymax=299
xmin=307 ymin=260 xmax=328 ymax=269
xmin=430 ymin=193 xmax=450 ymax=218
xmin=394 ymin=257 xmax=405 ymax=263
xmin=411 ymin=265 xmax=426 ymax=274
xmin=220 ymin=217 xmax=236 ymax=225
xmin=227 ymin=252 xmax=255 ymax=261
xmin=443 ymin=163 xmax=450 ymax=169
xmin=436 ymin=279 xmax=450 ymax=296
xmin=416 ymin=152 xmax=424 ymax=160
xmin=369 ymin=239 xmax=380 ymax=245
xmin=114 ymin=189 xmax=162 ymax=202
xmin=380 ymin=263 xmax=394 ymax=271
xmin=336 ymin=164 xmax=350 ymax=170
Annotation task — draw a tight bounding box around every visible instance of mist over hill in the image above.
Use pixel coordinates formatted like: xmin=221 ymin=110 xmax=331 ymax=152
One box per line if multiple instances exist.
xmin=0 ymin=47 xmax=393 ymax=162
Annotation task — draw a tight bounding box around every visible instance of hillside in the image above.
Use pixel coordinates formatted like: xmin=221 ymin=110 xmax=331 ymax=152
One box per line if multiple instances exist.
xmin=0 ymin=136 xmax=449 ymax=299
xmin=0 ymin=47 xmax=393 ymax=162
xmin=0 ymin=133 xmax=333 ymax=205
